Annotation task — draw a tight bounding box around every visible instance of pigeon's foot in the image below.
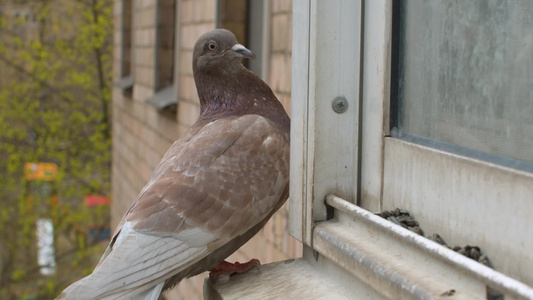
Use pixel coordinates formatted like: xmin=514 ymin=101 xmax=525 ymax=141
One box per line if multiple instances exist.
xmin=209 ymin=259 xmax=261 ymax=280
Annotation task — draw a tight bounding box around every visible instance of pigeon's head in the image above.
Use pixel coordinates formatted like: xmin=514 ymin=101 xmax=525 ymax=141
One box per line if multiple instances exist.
xmin=193 ymin=29 xmax=255 ymax=75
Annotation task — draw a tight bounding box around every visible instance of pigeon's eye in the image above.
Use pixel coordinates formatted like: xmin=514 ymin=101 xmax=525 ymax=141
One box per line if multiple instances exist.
xmin=207 ymin=41 xmax=218 ymax=51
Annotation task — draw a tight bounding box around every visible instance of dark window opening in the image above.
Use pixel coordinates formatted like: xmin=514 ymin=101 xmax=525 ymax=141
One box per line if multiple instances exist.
xmin=155 ymin=0 xmax=176 ymax=91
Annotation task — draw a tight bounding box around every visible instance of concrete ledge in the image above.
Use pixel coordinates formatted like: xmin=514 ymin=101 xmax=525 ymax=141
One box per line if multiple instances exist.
xmin=114 ymin=75 xmax=134 ymax=90
xmin=146 ymin=85 xmax=176 ymax=111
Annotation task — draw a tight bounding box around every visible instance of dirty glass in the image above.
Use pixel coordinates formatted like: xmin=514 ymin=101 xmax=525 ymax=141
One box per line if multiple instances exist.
xmin=396 ymin=1 xmax=533 ymax=165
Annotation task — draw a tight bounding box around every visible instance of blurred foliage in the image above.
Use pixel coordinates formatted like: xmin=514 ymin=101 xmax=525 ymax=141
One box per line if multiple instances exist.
xmin=0 ymin=0 xmax=113 ymax=298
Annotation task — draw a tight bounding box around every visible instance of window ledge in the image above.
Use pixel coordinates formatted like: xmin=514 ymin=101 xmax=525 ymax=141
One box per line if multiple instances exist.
xmin=113 ymin=75 xmax=133 ymax=91
xmin=146 ymin=85 xmax=176 ymax=111
xmin=203 ymin=258 xmax=362 ymax=300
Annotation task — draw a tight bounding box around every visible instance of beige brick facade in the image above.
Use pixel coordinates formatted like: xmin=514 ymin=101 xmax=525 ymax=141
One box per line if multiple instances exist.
xmin=111 ymin=0 xmax=299 ymax=299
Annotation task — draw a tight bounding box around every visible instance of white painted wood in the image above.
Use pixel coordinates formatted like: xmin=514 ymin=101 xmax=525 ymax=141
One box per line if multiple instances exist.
xmin=359 ymin=0 xmax=392 ymax=212
xmin=309 ymin=0 xmax=361 ymax=213
xmin=382 ymin=137 xmax=533 ymax=287
xmin=290 ymin=0 xmax=362 ymax=245
xmin=289 ymin=0 xmax=311 ymax=244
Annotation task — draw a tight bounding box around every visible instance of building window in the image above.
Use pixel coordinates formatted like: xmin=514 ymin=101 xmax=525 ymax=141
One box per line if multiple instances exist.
xmin=155 ymin=0 xmax=175 ymax=91
xmin=121 ymin=0 xmax=132 ymax=78
xmin=115 ymin=0 xmax=133 ymax=93
xmin=146 ymin=0 xmax=176 ymax=113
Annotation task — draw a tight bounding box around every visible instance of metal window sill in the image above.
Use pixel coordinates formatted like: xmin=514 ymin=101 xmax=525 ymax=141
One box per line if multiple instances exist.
xmin=313 ymin=195 xmax=533 ymax=300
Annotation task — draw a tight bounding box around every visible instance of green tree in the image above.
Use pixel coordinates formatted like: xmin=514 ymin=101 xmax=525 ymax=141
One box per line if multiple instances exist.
xmin=0 ymin=0 xmax=113 ymax=298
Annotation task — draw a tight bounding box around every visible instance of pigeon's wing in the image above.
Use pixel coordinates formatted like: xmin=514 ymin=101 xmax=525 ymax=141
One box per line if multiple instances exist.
xmin=58 ymin=114 xmax=289 ymax=299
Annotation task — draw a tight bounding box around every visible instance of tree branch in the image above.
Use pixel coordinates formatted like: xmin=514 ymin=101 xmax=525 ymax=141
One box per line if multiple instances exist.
xmin=0 ymin=54 xmax=75 ymax=105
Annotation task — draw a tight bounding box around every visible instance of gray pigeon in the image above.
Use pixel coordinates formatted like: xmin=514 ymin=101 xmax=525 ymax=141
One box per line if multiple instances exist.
xmin=56 ymin=29 xmax=290 ymax=299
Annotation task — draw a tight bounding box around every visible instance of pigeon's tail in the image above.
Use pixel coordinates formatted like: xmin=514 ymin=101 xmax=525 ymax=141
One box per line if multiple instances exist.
xmin=139 ymin=282 xmax=165 ymax=300
xmin=55 ymin=279 xmax=165 ymax=300
xmin=54 ymin=276 xmax=91 ymax=300
xmin=54 ymin=225 xmax=211 ymax=300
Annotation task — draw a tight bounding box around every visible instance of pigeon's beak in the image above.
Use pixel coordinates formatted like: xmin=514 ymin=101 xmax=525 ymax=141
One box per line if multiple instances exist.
xmin=231 ymin=44 xmax=256 ymax=59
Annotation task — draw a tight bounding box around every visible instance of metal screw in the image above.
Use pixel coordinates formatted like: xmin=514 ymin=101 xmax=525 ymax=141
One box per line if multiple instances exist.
xmin=332 ymin=96 xmax=348 ymax=114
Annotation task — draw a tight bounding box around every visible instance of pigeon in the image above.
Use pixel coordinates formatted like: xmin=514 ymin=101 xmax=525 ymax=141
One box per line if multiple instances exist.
xmin=56 ymin=28 xmax=290 ymax=300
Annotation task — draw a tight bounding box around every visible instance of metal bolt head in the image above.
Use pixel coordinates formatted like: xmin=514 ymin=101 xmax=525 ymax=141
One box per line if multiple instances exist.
xmin=332 ymin=97 xmax=348 ymax=114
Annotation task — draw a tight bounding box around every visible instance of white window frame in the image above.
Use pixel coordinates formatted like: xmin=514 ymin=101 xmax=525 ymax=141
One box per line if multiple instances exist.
xmin=290 ymin=0 xmax=362 ymax=245
xmin=290 ymin=0 xmax=533 ymax=298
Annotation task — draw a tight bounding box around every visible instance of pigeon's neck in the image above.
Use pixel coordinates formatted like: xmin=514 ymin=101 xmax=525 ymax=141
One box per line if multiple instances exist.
xmin=195 ymin=71 xmax=246 ymax=115
xmin=194 ymin=69 xmax=288 ymax=128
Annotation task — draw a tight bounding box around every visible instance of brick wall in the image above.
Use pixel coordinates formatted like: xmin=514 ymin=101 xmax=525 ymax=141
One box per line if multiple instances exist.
xmin=112 ymin=1 xmax=300 ymax=299
xmin=175 ymin=0 xmax=216 ymax=137
xmin=269 ymin=0 xmax=292 ymax=114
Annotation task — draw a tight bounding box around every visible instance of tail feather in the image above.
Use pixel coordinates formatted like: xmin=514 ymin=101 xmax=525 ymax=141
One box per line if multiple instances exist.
xmin=139 ymin=282 xmax=165 ymax=300
xmin=56 ymin=278 xmax=165 ymax=300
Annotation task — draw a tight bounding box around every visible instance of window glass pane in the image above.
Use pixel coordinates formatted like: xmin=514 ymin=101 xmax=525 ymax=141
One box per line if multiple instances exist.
xmin=396 ymin=1 xmax=533 ymax=164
